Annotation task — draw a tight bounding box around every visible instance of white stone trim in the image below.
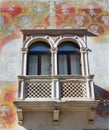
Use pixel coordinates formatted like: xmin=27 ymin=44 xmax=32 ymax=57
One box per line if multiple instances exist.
xmin=21 ymin=34 xmax=89 ymax=76
xmin=23 ymin=35 xmax=54 ymax=49
xmin=54 ymin=35 xmax=86 ymax=48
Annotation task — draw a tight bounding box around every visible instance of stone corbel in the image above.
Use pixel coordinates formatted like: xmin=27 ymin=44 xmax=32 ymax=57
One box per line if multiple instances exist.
xmin=53 ymin=109 xmax=59 ymax=124
xmin=88 ymin=107 xmax=96 ymax=125
xmin=17 ymin=108 xmax=23 ymax=125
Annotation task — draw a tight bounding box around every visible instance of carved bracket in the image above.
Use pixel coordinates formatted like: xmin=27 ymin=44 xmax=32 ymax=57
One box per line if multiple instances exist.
xmin=17 ymin=108 xmax=23 ymax=125
xmin=88 ymin=107 xmax=96 ymax=125
xmin=53 ymin=108 xmax=59 ymax=124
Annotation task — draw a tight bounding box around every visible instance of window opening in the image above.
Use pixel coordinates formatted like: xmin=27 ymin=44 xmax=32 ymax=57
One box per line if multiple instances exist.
xmin=58 ymin=41 xmax=81 ymax=75
xmin=27 ymin=42 xmax=51 ymax=75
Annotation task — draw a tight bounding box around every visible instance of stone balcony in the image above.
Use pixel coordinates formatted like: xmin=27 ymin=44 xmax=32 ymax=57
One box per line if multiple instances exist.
xmin=14 ymin=75 xmax=99 ymax=124
xmin=17 ymin=75 xmax=95 ymax=101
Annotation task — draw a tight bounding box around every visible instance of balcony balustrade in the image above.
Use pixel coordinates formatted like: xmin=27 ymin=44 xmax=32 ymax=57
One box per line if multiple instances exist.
xmin=17 ymin=75 xmax=95 ymax=101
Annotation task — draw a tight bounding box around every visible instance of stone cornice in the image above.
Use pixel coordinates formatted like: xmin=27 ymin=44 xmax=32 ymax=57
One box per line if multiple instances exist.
xmin=21 ymin=29 xmax=97 ymax=37
xmin=14 ymin=100 xmax=99 ymax=112
xmin=18 ymin=75 xmax=94 ymax=80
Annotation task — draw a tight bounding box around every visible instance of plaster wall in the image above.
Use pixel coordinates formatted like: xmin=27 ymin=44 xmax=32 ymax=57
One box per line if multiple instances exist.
xmin=88 ymin=38 xmax=109 ymax=88
xmin=22 ymin=111 xmax=108 ymax=130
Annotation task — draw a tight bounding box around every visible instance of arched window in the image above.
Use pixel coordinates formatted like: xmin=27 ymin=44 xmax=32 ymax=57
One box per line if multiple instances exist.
xmin=57 ymin=41 xmax=81 ymax=75
xmin=27 ymin=41 xmax=51 ymax=75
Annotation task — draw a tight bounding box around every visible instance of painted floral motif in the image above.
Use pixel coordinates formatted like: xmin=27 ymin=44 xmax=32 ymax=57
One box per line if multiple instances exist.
xmin=74 ymin=15 xmax=85 ymax=26
xmin=61 ymin=4 xmax=71 ymax=16
xmin=0 ymin=85 xmax=18 ymax=128
xmin=97 ymin=14 xmax=109 ymax=28
xmin=0 ymin=105 xmax=17 ymax=128
xmin=28 ymin=2 xmax=49 ymax=20
xmin=0 ymin=105 xmax=9 ymax=117
xmin=56 ymin=15 xmax=64 ymax=26
xmin=88 ymin=6 xmax=96 ymax=16
xmin=56 ymin=2 xmax=76 ymax=18
xmin=0 ymin=0 xmax=109 ymax=48
xmin=0 ymin=121 xmax=7 ymax=129
xmin=17 ymin=14 xmax=35 ymax=28
xmin=72 ymin=14 xmax=90 ymax=28
xmin=88 ymin=24 xmax=104 ymax=35
xmin=82 ymin=3 xmax=103 ymax=18
xmin=3 ymin=89 xmax=17 ymax=102
xmin=101 ymin=15 xmax=109 ymax=26
xmin=0 ymin=2 xmax=23 ymax=18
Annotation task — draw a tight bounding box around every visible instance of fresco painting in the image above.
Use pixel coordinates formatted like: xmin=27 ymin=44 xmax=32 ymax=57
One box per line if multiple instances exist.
xmin=0 ymin=85 xmax=18 ymax=129
xmin=0 ymin=0 xmax=109 ymax=129
xmin=0 ymin=1 xmax=109 ymax=50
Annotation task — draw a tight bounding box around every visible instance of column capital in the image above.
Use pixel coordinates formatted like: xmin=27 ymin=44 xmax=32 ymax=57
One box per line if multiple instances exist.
xmin=51 ymin=47 xmax=58 ymax=53
xmin=21 ymin=48 xmax=28 ymax=54
xmin=80 ymin=47 xmax=88 ymax=53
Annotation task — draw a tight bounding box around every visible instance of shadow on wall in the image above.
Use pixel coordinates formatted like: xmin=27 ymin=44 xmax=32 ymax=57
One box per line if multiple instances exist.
xmin=94 ymin=84 xmax=109 ymax=117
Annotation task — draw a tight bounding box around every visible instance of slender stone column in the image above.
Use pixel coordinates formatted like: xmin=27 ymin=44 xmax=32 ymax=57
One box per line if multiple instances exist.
xmin=80 ymin=47 xmax=89 ymax=76
xmin=19 ymin=80 xmax=24 ymax=100
xmin=51 ymin=47 xmax=58 ymax=75
xmin=51 ymin=47 xmax=59 ymax=100
xmin=21 ymin=48 xmax=28 ymax=75
xmin=80 ymin=48 xmax=85 ymax=76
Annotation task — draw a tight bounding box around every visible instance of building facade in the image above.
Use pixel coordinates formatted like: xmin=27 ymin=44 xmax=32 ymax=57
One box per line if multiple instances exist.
xmin=0 ymin=0 xmax=109 ymax=130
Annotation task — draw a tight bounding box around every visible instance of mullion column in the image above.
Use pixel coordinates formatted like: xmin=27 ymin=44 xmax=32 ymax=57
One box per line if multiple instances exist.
xmin=21 ymin=48 xmax=28 ymax=75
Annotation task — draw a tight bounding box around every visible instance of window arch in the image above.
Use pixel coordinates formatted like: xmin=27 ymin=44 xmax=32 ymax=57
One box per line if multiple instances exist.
xmin=57 ymin=41 xmax=81 ymax=75
xmin=22 ymin=34 xmax=89 ymax=76
xmin=27 ymin=41 xmax=51 ymax=75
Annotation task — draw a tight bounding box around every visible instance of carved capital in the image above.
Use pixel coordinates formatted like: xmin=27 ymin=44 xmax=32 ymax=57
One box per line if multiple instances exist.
xmin=51 ymin=47 xmax=58 ymax=53
xmin=80 ymin=47 xmax=88 ymax=53
xmin=21 ymin=48 xmax=28 ymax=54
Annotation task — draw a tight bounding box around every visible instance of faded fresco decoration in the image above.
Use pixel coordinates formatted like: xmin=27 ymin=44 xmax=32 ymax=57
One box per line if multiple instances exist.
xmin=0 ymin=1 xmax=109 ymax=51
xmin=0 ymin=0 xmax=109 ymax=129
xmin=0 ymin=84 xmax=18 ymax=129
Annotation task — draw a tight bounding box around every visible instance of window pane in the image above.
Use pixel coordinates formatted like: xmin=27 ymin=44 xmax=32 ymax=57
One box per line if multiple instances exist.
xmin=28 ymin=55 xmax=38 ymax=75
xmin=58 ymin=55 xmax=68 ymax=75
xmin=28 ymin=42 xmax=51 ymax=75
xmin=58 ymin=42 xmax=79 ymax=52
xmin=29 ymin=42 xmax=50 ymax=52
xmin=41 ymin=54 xmax=51 ymax=75
xmin=70 ymin=54 xmax=80 ymax=75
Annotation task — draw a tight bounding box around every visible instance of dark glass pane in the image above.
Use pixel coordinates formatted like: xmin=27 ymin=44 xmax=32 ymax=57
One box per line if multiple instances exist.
xmin=29 ymin=42 xmax=50 ymax=52
xmin=58 ymin=41 xmax=81 ymax=75
xmin=27 ymin=42 xmax=51 ymax=75
xmin=58 ymin=55 xmax=68 ymax=75
xmin=28 ymin=54 xmax=38 ymax=75
xmin=58 ymin=41 xmax=79 ymax=52
xmin=70 ymin=54 xmax=80 ymax=75
xmin=41 ymin=54 xmax=51 ymax=75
